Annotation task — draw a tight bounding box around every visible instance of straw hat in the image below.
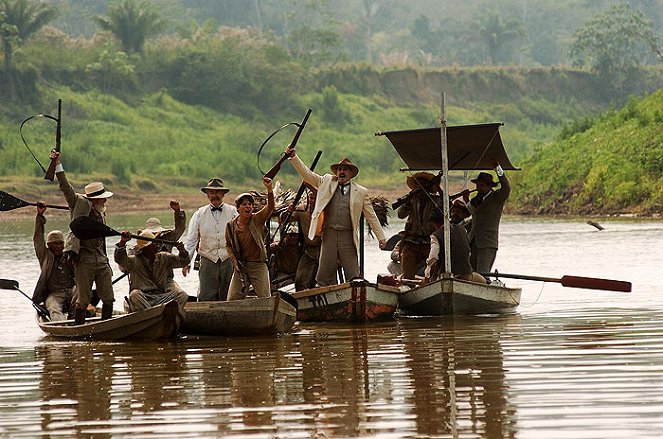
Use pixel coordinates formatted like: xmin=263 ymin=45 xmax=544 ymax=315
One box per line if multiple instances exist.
xmin=134 ymin=230 xmax=156 ymax=254
xmin=143 ymin=217 xmax=166 ymax=235
xmin=406 ymin=172 xmax=437 ymax=190
xmin=201 ymin=178 xmax=230 ymax=194
xmin=84 ymin=182 xmax=113 ymax=199
xmin=46 ymin=230 xmax=64 ymax=244
xmin=470 ymin=172 xmax=498 ymax=187
xmin=330 ymin=158 xmax=359 ymax=178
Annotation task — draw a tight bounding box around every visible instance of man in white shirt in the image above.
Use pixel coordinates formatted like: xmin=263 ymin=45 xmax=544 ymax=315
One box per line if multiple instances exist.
xmin=182 ymin=178 xmax=238 ymax=301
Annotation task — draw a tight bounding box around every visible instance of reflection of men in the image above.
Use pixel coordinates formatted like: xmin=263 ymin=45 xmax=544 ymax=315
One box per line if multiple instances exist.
xmin=397 ymin=172 xmax=442 ymax=279
xmin=53 ymin=151 xmax=115 ymax=324
xmin=462 ymin=159 xmax=511 ymax=273
xmin=183 ymin=178 xmax=238 ymax=301
xmin=115 ymin=231 xmax=190 ymax=313
xmin=32 ymin=204 xmax=75 ymax=321
xmin=285 ymin=145 xmax=386 ymax=286
xmin=287 ymin=188 xmax=322 ymax=290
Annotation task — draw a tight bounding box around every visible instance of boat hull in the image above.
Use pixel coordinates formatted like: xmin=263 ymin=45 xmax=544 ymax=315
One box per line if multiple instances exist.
xmin=398 ymin=277 xmax=521 ymax=316
xmin=36 ymin=300 xmax=182 ymax=341
xmin=182 ymin=296 xmax=297 ymax=335
xmin=291 ymin=280 xmax=400 ymax=322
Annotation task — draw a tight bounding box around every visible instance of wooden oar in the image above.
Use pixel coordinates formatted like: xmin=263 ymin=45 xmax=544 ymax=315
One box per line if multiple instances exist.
xmin=0 ymin=279 xmax=51 ymax=321
xmin=0 ymin=190 xmax=68 ymax=212
xmin=381 ymin=233 xmax=402 ymax=252
xmin=69 ymin=216 xmax=178 ymax=245
xmin=481 ymin=272 xmax=632 ymax=292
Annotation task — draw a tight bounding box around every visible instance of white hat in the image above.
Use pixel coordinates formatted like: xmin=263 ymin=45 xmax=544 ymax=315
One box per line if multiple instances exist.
xmin=84 ymin=182 xmax=113 ymax=199
xmin=46 ymin=230 xmax=64 ymax=244
xmin=143 ymin=217 xmax=166 ymax=234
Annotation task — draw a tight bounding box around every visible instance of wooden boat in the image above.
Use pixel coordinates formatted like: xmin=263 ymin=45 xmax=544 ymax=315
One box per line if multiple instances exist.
xmin=181 ymin=295 xmax=297 ymax=335
xmin=36 ymin=300 xmax=182 ymax=341
xmin=398 ymin=276 xmax=521 ymax=316
xmin=291 ymin=279 xmax=401 ymax=322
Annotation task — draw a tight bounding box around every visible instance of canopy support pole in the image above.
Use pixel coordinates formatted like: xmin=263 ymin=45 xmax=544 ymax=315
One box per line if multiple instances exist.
xmin=440 ymin=94 xmax=451 ymax=274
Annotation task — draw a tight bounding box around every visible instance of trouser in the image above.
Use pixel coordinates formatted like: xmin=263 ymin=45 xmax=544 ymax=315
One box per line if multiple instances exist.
xmin=400 ymin=241 xmax=430 ymax=279
xmin=316 ymin=229 xmax=358 ymax=286
xmin=294 ymin=247 xmax=319 ymax=291
xmin=73 ymin=252 xmax=114 ymax=310
xmin=198 ymin=257 xmax=233 ymax=301
xmin=227 ymin=261 xmax=271 ymax=301
xmin=126 ymin=288 xmax=189 ymax=313
xmin=470 ymin=241 xmax=497 ymax=273
xmin=45 ymin=288 xmax=74 ymax=322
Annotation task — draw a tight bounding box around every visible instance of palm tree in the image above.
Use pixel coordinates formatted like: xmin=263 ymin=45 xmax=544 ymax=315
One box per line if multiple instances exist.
xmin=474 ymin=9 xmax=525 ymax=65
xmin=0 ymin=0 xmax=57 ymax=72
xmin=95 ymin=0 xmax=166 ymax=55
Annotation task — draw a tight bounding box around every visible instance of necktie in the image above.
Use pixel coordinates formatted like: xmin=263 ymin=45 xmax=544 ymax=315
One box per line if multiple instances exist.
xmin=211 ymin=205 xmax=223 ymax=212
xmin=340 ymin=184 xmax=349 ymax=195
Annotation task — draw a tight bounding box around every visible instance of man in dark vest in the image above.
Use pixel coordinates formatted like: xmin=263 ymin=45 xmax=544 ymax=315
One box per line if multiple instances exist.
xmin=462 ymin=159 xmax=511 ymax=273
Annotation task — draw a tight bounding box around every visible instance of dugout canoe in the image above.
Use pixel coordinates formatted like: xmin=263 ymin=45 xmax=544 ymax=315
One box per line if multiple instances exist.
xmin=398 ymin=276 xmax=521 ymax=316
xmin=291 ymin=278 xmax=400 ymax=322
xmin=36 ymin=300 xmax=182 ymax=341
xmin=181 ymin=295 xmax=297 ymax=335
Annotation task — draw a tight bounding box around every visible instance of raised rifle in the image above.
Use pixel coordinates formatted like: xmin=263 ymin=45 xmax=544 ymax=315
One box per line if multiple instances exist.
xmin=263 ymin=108 xmax=312 ymax=179
xmin=44 ymin=99 xmax=62 ymax=181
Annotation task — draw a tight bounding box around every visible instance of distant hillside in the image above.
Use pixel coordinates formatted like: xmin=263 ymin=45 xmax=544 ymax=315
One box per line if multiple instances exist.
xmin=510 ymin=89 xmax=663 ymax=215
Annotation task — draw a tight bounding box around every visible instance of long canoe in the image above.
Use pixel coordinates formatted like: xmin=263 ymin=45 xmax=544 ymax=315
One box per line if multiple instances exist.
xmin=182 ymin=295 xmax=297 ymax=335
xmin=291 ymin=279 xmax=401 ymax=322
xmin=398 ymin=276 xmax=521 ymax=316
xmin=36 ymin=300 xmax=182 ymax=341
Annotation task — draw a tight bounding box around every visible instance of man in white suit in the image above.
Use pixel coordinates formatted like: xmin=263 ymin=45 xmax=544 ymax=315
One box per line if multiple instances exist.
xmin=285 ymin=145 xmax=386 ymax=286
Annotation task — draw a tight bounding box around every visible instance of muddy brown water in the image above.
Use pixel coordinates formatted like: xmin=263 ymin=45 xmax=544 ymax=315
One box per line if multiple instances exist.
xmin=0 ymin=213 xmax=661 ymax=438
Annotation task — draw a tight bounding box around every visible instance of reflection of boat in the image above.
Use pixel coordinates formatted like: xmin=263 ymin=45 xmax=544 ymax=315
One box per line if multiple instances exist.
xmin=181 ymin=296 xmax=297 ymax=335
xmin=398 ymin=276 xmax=521 ymax=316
xmin=36 ymin=300 xmax=181 ymax=340
xmin=291 ymin=279 xmax=400 ymax=322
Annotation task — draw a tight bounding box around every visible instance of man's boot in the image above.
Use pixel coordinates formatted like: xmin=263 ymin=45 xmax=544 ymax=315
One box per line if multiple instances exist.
xmin=101 ymin=302 xmax=114 ymax=320
xmin=73 ymin=307 xmax=85 ymax=326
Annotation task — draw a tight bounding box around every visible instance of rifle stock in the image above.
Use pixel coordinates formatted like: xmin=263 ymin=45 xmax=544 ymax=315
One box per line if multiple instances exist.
xmin=264 ymin=108 xmax=312 ymax=179
xmin=44 ymin=99 xmax=62 ymax=182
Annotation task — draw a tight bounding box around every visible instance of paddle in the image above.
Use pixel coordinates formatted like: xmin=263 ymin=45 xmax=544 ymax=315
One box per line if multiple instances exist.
xmin=69 ymin=216 xmax=178 ymax=245
xmin=480 ymin=272 xmax=632 ymax=292
xmin=381 ymin=233 xmax=402 ymax=252
xmin=0 ymin=190 xmax=69 ymax=212
xmin=0 ymin=279 xmax=51 ymax=321
xmin=90 ymin=272 xmax=128 ymax=307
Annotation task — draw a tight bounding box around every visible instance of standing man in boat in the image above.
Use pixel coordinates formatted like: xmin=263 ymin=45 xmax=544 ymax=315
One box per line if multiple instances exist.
xmin=225 ymin=177 xmax=275 ymax=300
xmin=182 ymin=178 xmax=238 ymax=301
xmin=397 ymin=172 xmax=443 ymax=279
xmin=51 ymin=150 xmax=116 ymax=325
xmin=115 ymin=230 xmax=190 ymax=313
xmin=32 ymin=203 xmax=75 ymax=321
xmin=462 ymin=158 xmax=511 ymax=273
xmin=285 ymin=186 xmax=322 ymax=291
xmin=284 ymin=145 xmax=387 ymax=286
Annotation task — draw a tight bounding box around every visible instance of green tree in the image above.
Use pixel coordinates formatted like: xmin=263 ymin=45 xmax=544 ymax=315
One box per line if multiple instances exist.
xmin=0 ymin=0 xmax=57 ymax=71
xmin=569 ymin=4 xmax=663 ymax=99
xmin=472 ymin=7 xmax=525 ymax=65
xmin=95 ymin=0 xmax=166 ymax=55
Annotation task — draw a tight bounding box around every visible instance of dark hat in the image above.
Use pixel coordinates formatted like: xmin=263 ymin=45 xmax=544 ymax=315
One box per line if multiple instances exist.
xmin=330 ymin=158 xmax=359 ymax=178
xmin=201 ymin=178 xmax=230 ymax=194
xmin=406 ymin=172 xmax=437 ymax=190
xmin=470 ymin=172 xmax=498 ymax=187
xmin=234 ymin=192 xmax=255 ymax=207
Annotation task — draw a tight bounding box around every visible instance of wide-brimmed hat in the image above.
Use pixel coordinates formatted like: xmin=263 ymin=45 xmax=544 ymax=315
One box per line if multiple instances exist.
xmin=46 ymin=230 xmax=64 ymax=244
xmin=134 ymin=230 xmax=156 ymax=254
xmin=142 ymin=217 xmax=167 ymax=235
xmin=471 ymin=172 xmax=498 ymax=187
xmin=201 ymin=178 xmax=230 ymax=194
xmin=84 ymin=182 xmax=113 ymax=199
xmin=406 ymin=172 xmax=437 ymax=190
xmin=451 ymin=199 xmax=470 ymax=216
xmin=330 ymin=158 xmax=359 ymax=178
xmin=234 ymin=192 xmax=255 ymax=208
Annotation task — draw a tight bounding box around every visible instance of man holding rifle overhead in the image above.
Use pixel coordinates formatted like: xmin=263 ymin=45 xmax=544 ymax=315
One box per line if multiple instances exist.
xmin=51 ymin=150 xmax=116 ymax=325
xmin=285 ymin=144 xmax=387 ymax=286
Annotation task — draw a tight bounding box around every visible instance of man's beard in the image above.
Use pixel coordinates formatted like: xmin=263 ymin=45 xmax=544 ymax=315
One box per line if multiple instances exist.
xmin=94 ymin=203 xmax=107 ymax=214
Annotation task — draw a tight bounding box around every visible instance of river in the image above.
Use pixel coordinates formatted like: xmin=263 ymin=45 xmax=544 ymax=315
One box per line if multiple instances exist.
xmin=0 ymin=212 xmax=661 ymax=438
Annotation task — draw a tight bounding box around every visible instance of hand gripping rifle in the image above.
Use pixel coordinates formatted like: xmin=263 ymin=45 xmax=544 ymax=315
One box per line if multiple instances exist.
xmin=262 ymin=108 xmax=312 ymax=179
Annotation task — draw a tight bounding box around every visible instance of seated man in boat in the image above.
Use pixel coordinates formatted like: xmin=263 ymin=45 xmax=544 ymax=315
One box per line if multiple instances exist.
xmin=52 ymin=150 xmax=116 ymax=324
xmin=450 ymin=198 xmax=472 ymax=233
xmin=115 ymin=231 xmax=190 ymax=313
xmin=397 ymin=172 xmax=444 ymax=280
xmin=225 ymin=177 xmax=275 ymax=300
xmin=424 ymin=209 xmax=486 ymax=284
xmin=461 ymin=159 xmax=510 ymax=273
xmin=284 ymin=145 xmax=387 ymax=286
xmin=32 ymin=203 xmax=75 ymax=321
xmin=283 ymin=185 xmax=322 ymax=291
